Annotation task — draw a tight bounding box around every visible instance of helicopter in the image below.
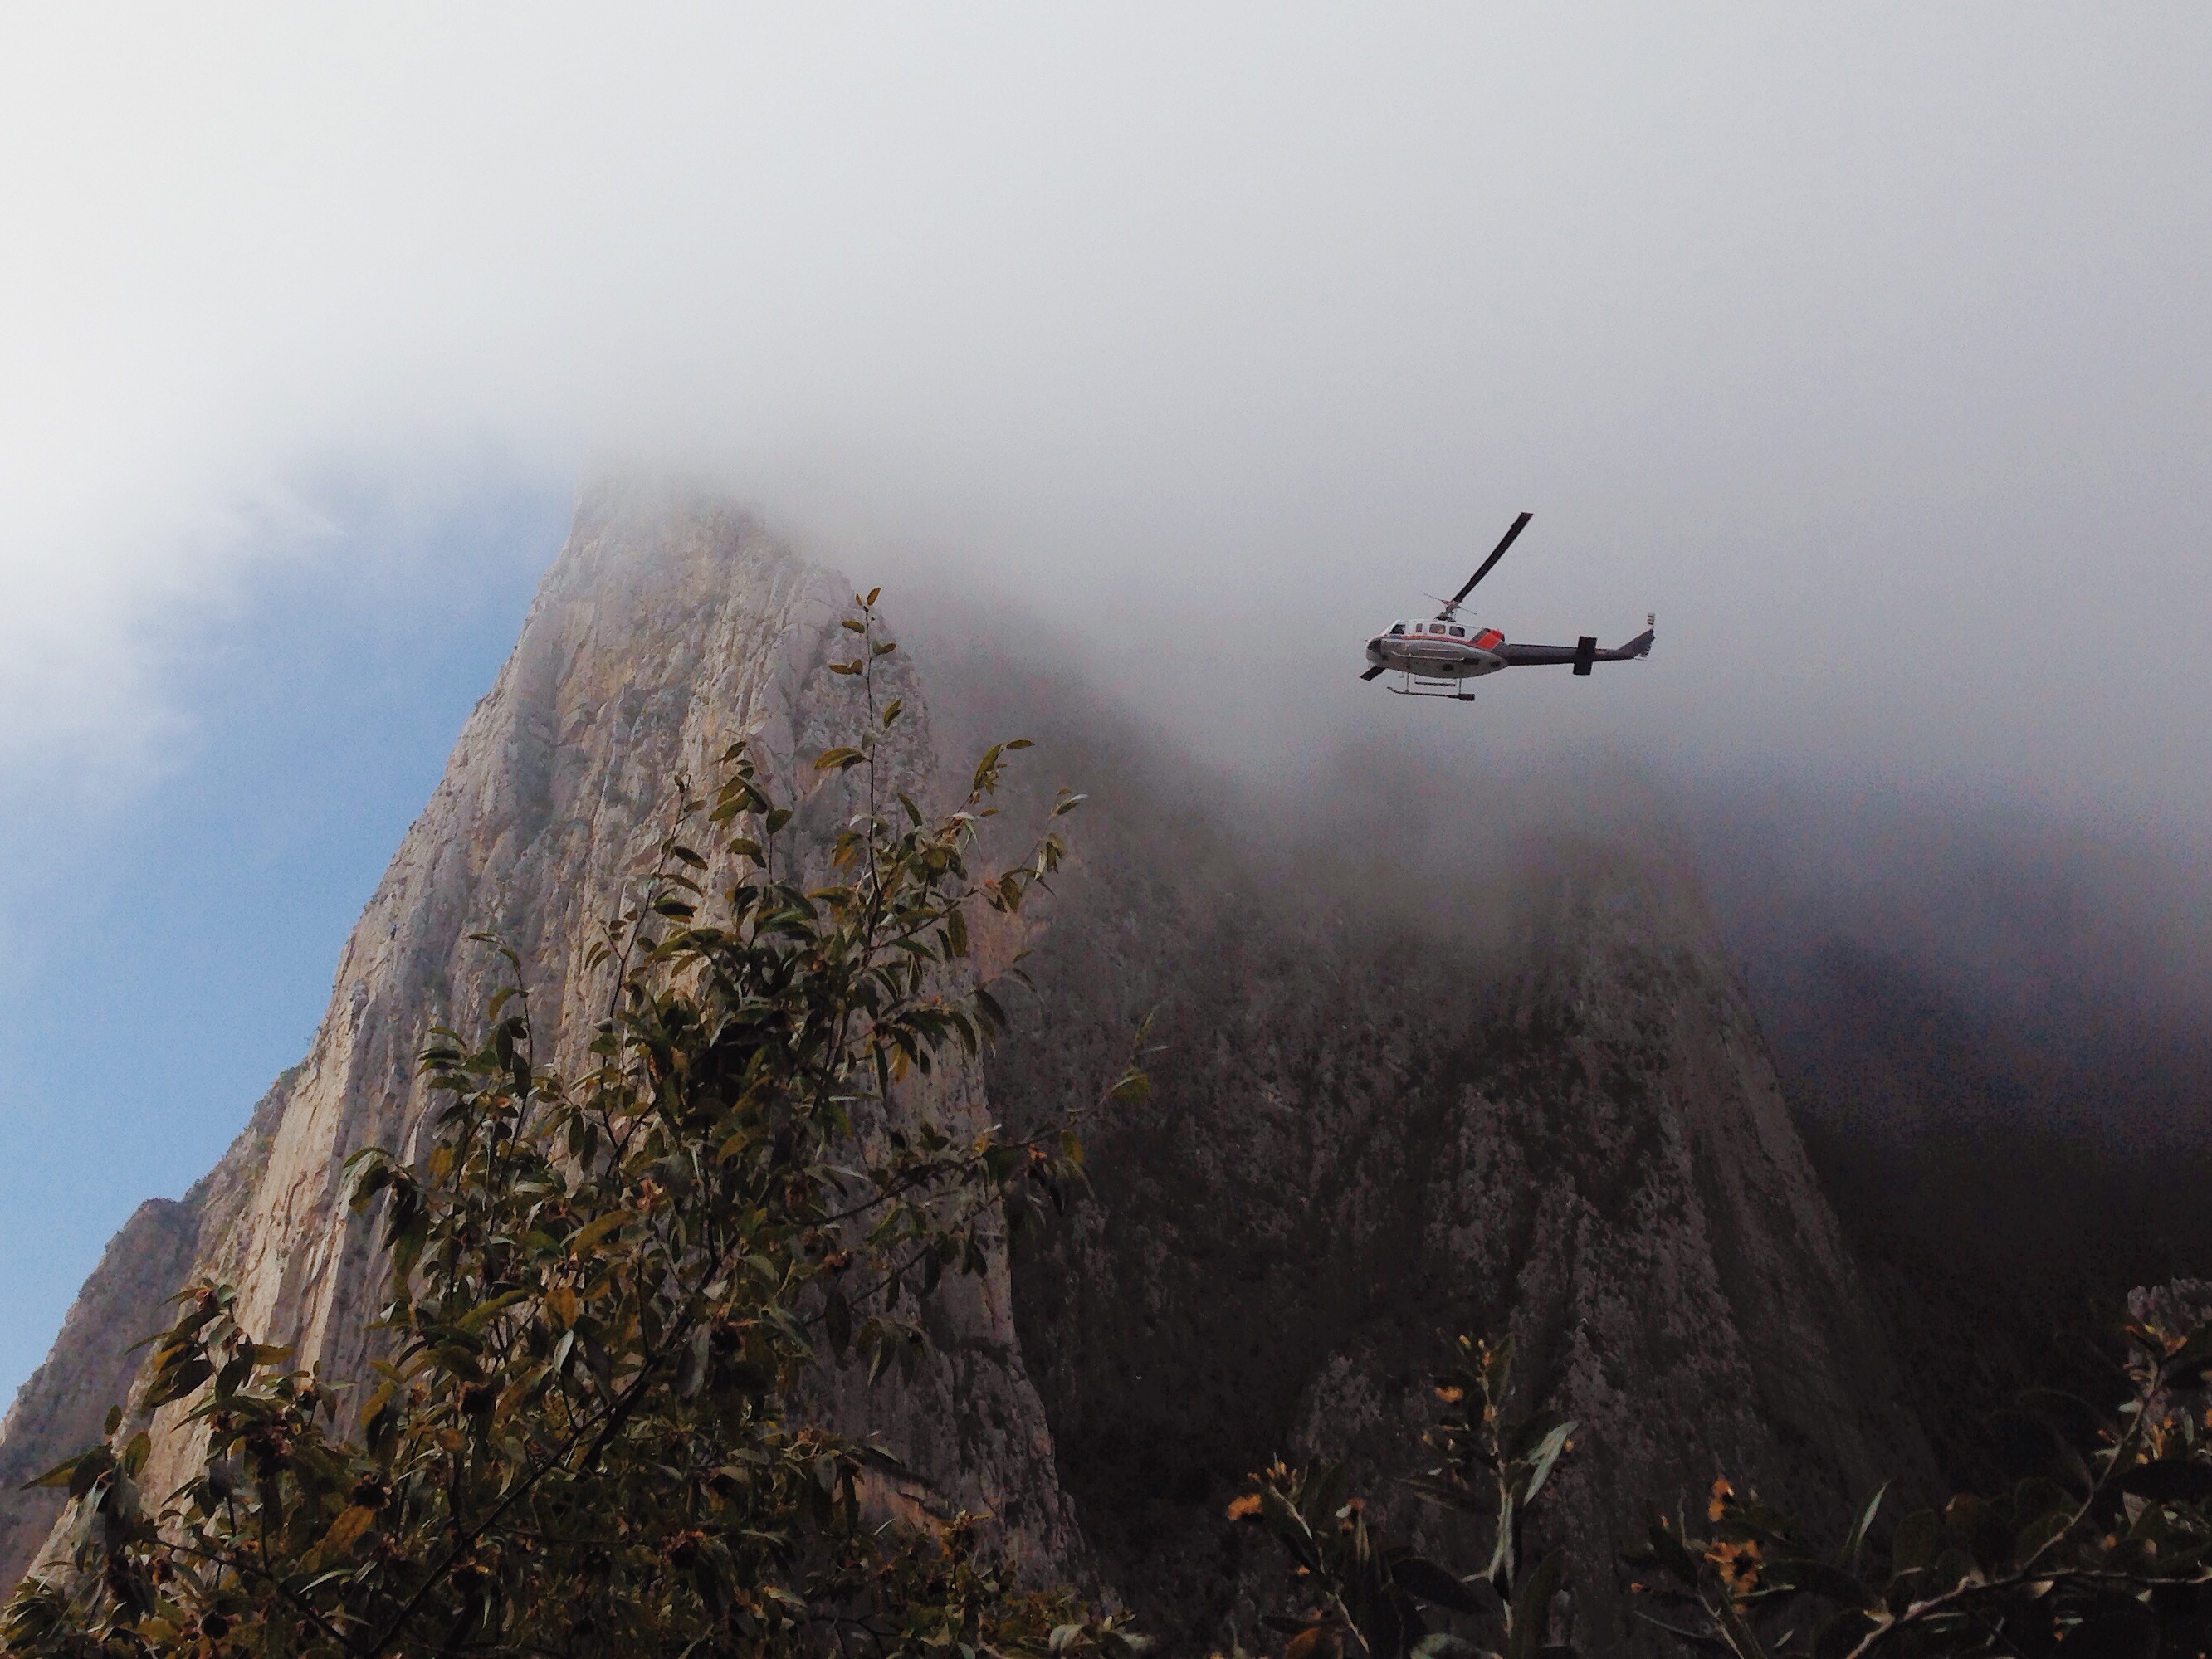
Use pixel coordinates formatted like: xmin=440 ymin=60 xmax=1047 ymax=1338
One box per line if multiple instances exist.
xmin=1360 ymin=511 xmax=1653 ymax=700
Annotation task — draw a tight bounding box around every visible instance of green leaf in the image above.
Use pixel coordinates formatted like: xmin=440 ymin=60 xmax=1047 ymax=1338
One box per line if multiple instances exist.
xmin=1766 ymin=1558 xmax=1869 ymax=1605
xmin=1392 ymin=1554 xmax=1487 ymax=1614
xmin=1256 ymin=1484 xmax=1318 ymax=1570
xmin=1836 ymin=1482 xmax=1885 ymax=1568
xmin=141 ymin=1357 xmax=213 ymax=1410
xmin=1707 ymin=1592 xmax=1771 ymax=1659
xmin=1506 ymin=1548 xmax=1565 ymax=1659
xmin=1486 ymin=1488 xmax=1519 ymax=1596
xmin=25 ymin=1448 xmax=106 ymax=1493
xmin=1637 ymin=1515 xmax=1702 ymax=1588
xmin=1523 ymin=1420 xmax=1575 ymax=1505
xmin=569 ymin=1211 xmax=633 ymax=1254
xmin=1888 ymin=1508 xmax=1940 ymax=1575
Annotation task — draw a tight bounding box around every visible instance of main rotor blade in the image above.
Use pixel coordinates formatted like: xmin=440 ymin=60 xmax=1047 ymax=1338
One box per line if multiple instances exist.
xmin=1447 ymin=511 xmax=1533 ymax=609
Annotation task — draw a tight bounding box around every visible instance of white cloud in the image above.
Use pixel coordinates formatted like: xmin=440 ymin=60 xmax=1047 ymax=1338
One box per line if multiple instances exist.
xmin=1 ymin=5 xmax=2209 ymax=824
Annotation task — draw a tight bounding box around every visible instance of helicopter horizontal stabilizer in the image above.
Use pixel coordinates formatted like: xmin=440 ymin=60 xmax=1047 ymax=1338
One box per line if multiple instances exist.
xmin=1494 ymin=624 xmax=1655 ymax=671
xmin=1359 ymin=665 xmax=1387 ymax=681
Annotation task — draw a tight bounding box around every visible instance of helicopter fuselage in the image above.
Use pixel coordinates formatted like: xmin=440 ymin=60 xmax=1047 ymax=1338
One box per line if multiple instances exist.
xmin=1364 ymin=619 xmax=1508 ymax=681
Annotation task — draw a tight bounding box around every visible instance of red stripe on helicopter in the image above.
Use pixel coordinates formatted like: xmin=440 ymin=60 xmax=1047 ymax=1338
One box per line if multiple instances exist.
xmin=1394 ymin=628 xmax=1504 ymax=651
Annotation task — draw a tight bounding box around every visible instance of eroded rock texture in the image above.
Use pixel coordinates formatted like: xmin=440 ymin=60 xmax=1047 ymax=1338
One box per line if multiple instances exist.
xmin=984 ymin=806 xmax=1934 ymax=1652
xmin=0 ymin=488 xmax=1080 ymax=1590
xmin=1 ymin=492 xmax=1933 ymax=1652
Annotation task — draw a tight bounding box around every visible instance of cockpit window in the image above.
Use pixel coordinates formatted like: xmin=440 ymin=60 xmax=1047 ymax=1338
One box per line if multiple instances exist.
xmin=1388 ymin=622 xmax=1405 ymax=636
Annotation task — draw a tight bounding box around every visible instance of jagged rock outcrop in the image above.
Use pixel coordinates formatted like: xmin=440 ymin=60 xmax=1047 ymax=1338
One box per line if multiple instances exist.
xmin=0 ymin=1073 xmax=288 ymax=1583
xmin=1 ymin=490 xmax=1936 ymax=1653
xmin=978 ymin=797 xmax=1935 ymax=1652
xmin=0 ymin=487 xmax=1081 ymax=1591
xmin=0 ymin=1203 xmax=196 ymax=1582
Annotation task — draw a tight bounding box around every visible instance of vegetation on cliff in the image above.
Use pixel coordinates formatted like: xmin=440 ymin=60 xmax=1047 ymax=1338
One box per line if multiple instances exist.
xmin=2 ymin=601 xmax=1140 ymax=1659
xmin=1235 ymin=1297 xmax=2212 ymax=1658
xmin=12 ymin=594 xmax=2212 ymax=1659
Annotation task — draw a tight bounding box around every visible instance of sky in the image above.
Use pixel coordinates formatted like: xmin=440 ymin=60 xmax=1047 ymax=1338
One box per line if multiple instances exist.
xmin=2 ymin=7 xmax=2210 ymax=1398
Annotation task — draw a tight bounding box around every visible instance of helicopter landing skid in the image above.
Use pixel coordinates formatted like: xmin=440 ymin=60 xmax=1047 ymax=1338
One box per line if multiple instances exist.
xmin=1384 ymin=675 xmax=1477 ymax=703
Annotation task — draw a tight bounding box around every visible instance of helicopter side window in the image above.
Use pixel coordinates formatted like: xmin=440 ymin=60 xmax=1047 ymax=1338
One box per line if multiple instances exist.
xmin=1448 ymin=626 xmax=1465 ymax=637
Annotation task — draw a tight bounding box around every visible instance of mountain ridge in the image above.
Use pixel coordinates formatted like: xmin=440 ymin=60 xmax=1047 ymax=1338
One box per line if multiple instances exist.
xmin=0 ymin=493 xmax=1936 ymax=1652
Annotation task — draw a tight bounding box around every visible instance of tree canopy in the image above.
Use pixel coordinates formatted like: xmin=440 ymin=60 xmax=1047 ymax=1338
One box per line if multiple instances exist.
xmin=3 ymin=597 xmax=1142 ymax=1659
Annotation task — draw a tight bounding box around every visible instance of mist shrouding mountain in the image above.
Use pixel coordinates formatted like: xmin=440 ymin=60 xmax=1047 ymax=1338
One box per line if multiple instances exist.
xmin=0 ymin=500 xmax=1936 ymax=1653
xmin=2 ymin=490 xmax=2207 ymax=1651
xmin=4 ymin=7 xmax=2210 ymax=1235
xmin=2 ymin=8 xmax=2210 ymax=1566
xmin=2 ymin=9 xmax=2209 ymax=835
xmin=1682 ymin=778 xmax=2212 ymax=1488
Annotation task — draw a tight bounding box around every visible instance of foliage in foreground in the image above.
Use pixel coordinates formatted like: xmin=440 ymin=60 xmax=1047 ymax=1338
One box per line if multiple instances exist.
xmin=20 ymin=593 xmax=2212 ymax=1659
xmin=1238 ymin=1305 xmax=2212 ymax=1659
xmin=1623 ymin=1300 xmax=2212 ymax=1657
xmin=1228 ymin=1336 xmax=1576 ymax=1659
xmin=3 ymin=596 xmax=1145 ymax=1659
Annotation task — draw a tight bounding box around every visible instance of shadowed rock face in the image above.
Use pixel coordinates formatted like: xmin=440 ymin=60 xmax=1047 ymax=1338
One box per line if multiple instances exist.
xmin=0 ymin=493 xmax=1933 ymax=1651
xmin=0 ymin=1074 xmax=288 ymax=1588
xmin=967 ymin=733 xmax=1936 ymax=1654
xmin=0 ymin=1201 xmax=198 ymax=1582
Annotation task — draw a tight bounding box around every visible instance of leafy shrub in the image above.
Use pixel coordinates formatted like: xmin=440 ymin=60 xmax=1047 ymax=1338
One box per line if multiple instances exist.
xmin=1624 ymin=1298 xmax=2212 ymax=1657
xmin=1229 ymin=1335 xmax=1576 ymax=1659
xmin=2 ymin=597 xmax=1145 ymax=1659
xmin=1235 ymin=1298 xmax=2212 ymax=1659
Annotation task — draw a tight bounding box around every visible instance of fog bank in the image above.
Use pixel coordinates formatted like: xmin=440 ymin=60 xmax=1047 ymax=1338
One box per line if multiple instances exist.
xmin=2 ymin=7 xmax=2210 ymax=833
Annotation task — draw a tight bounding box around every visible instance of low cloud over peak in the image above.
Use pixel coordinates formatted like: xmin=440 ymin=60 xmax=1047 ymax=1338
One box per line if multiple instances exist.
xmin=0 ymin=7 xmax=2207 ymax=836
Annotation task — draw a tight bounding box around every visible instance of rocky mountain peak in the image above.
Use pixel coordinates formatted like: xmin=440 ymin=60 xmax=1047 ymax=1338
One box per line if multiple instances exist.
xmin=0 ymin=494 xmax=1934 ymax=1652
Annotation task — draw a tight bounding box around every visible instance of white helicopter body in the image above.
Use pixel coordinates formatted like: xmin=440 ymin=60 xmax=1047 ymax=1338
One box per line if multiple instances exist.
xmin=1360 ymin=512 xmax=1653 ymax=700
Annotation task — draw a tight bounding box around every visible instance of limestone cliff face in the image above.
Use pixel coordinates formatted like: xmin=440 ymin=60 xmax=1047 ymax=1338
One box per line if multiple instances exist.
xmin=0 ymin=1073 xmax=287 ymax=1584
xmin=0 ymin=488 xmax=1080 ymax=1589
xmin=0 ymin=494 xmax=1933 ymax=1652
xmin=982 ymin=804 xmax=1935 ymax=1652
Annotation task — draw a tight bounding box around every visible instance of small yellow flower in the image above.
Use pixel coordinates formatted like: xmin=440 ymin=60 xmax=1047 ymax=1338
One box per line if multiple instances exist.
xmin=1225 ymin=1494 xmax=1262 ymax=1521
xmin=1708 ymin=1477 xmax=1735 ymax=1522
xmin=1434 ymin=1385 xmax=1465 ymax=1403
xmin=1707 ymin=1538 xmax=1762 ymax=1598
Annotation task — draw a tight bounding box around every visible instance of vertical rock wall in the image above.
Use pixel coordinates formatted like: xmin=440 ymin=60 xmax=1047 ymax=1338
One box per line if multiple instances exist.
xmin=0 ymin=489 xmax=1082 ymax=1588
xmin=956 ymin=698 xmax=1937 ymax=1653
xmin=2 ymin=494 xmax=1932 ymax=1654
